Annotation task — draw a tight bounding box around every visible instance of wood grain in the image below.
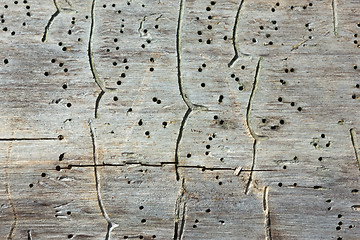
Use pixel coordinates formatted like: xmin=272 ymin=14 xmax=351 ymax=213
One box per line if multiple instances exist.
xmin=0 ymin=0 xmax=359 ymax=239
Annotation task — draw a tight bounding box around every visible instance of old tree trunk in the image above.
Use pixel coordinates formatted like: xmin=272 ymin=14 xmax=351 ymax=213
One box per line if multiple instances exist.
xmin=0 ymin=0 xmax=359 ymax=239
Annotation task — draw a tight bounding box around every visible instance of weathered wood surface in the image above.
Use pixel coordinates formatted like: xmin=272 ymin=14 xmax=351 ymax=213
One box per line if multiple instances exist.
xmin=0 ymin=0 xmax=359 ymax=239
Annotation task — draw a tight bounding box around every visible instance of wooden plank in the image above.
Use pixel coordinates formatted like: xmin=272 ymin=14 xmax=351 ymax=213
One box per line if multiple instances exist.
xmin=0 ymin=0 xmax=359 ymax=239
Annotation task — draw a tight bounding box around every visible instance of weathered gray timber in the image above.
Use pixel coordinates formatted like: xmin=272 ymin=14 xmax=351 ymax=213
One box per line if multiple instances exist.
xmin=0 ymin=0 xmax=359 ymax=239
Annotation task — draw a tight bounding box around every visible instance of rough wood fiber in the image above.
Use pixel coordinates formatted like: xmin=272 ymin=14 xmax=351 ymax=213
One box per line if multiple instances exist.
xmin=0 ymin=0 xmax=359 ymax=239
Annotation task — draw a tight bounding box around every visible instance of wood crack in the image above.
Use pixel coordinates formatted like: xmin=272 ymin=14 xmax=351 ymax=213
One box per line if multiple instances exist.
xmin=263 ymin=186 xmax=272 ymax=240
xmin=65 ymin=162 xmax=277 ymax=172
xmin=175 ymin=0 xmax=207 ymax=180
xmin=89 ymin=120 xmax=118 ymax=239
xmin=41 ymin=0 xmax=60 ymax=42
xmin=5 ymin=142 xmax=17 ymax=240
xmin=350 ymin=128 xmax=360 ymax=170
xmin=244 ymin=57 xmax=268 ymax=194
xmin=173 ymin=178 xmax=186 ymax=240
xmin=332 ymin=0 xmax=338 ymax=37
xmin=0 ymin=137 xmax=59 ymax=141
xmin=175 ymin=108 xmax=191 ymax=181
xmin=228 ymin=0 xmax=249 ymax=67
xmin=27 ymin=230 xmax=32 ymax=240
xmin=88 ymin=0 xmax=116 ymax=118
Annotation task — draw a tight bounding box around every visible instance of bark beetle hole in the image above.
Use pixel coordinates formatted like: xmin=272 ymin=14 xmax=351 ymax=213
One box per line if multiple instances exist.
xmin=59 ymin=153 xmax=65 ymax=161
xmin=205 ymin=208 xmax=211 ymax=213
xmin=58 ymin=135 xmax=64 ymax=140
xmin=141 ymin=219 xmax=146 ymax=223
xmin=66 ymin=103 xmax=72 ymax=108
xmin=162 ymin=121 xmax=167 ymax=128
xmin=68 ymin=234 xmax=73 ymax=239
xmin=67 ymin=211 xmax=71 ymax=215
xmin=201 ymin=83 xmax=206 ymax=87
xmin=278 ymin=182 xmax=282 ymax=187
xmin=193 ymin=225 xmax=197 ymax=228
xmin=138 ymin=119 xmax=143 ymax=126
xmin=145 ymin=131 xmax=150 ymax=136
xmin=113 ymin=96 xmax=118 ymax=101
xmin=351 ymin=189 xmax=358 ymax=193
xmin=187 ymin=153 xmax=191 ymax=158
xmin=218 ymin=95 xmax=224 ymax=102
xmin=4 ymin=59 xmax=8 ymax=64
xmin=41 ymin=173 xmax=46 ymax=177
xmin=56 ymin=166 xmax=61 ymax=171
xmin=29 ymin=183 xmax=33 ymax=188
xmin=117 ymin=81 xmax=121 ymax=85
xmin=139 ymin=206 xmax=144 ymax=210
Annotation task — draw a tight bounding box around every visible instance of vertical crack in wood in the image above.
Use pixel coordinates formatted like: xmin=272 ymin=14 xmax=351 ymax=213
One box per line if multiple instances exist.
xmin=263 ymin=186 xmax=272 ymax=240
xmin=244 ymin=57 xmax=268 ymax=194
xmin=176 ymin=0 xmax=193 ymax=110
xmin=5 ymin=142 xmax=17 ymax=240
xmin=88 ymin=0 xmax=116 ymax=118
xmin=95 ymin=90 xmax=105 ymax=119
xmin=245 ymin=140 xmax=257 ymax=194
xmin=89 ymin=120 xmax=118 ymax=239
xmin=175 ymin=108 xmax=192 ymax=181
xmin=350 ymin=128 xmax=360 ymax=170
xmin=138 ymin=16 xmax=147 ymax=37
xmin=173 ymin=178 xmax=186 ymax=240
xmin=175 ymin=0 xmax=208 ymax=180
xmin=41 ymin=0 xmax=60 ymax=42
xmin=89 ymin=0 xmax=105 ymax=91
xmin=332 ymin=0 xmax=338 ymax=37
xmin=228 ymin=0 xmax=249 ymax=67
xmin=27 ymin=230 xmax=32 ymax=240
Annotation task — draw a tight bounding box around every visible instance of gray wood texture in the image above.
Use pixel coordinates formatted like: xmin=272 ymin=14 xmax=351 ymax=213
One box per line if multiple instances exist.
xmin=0 ymin=0 xmax=359 ymax=239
